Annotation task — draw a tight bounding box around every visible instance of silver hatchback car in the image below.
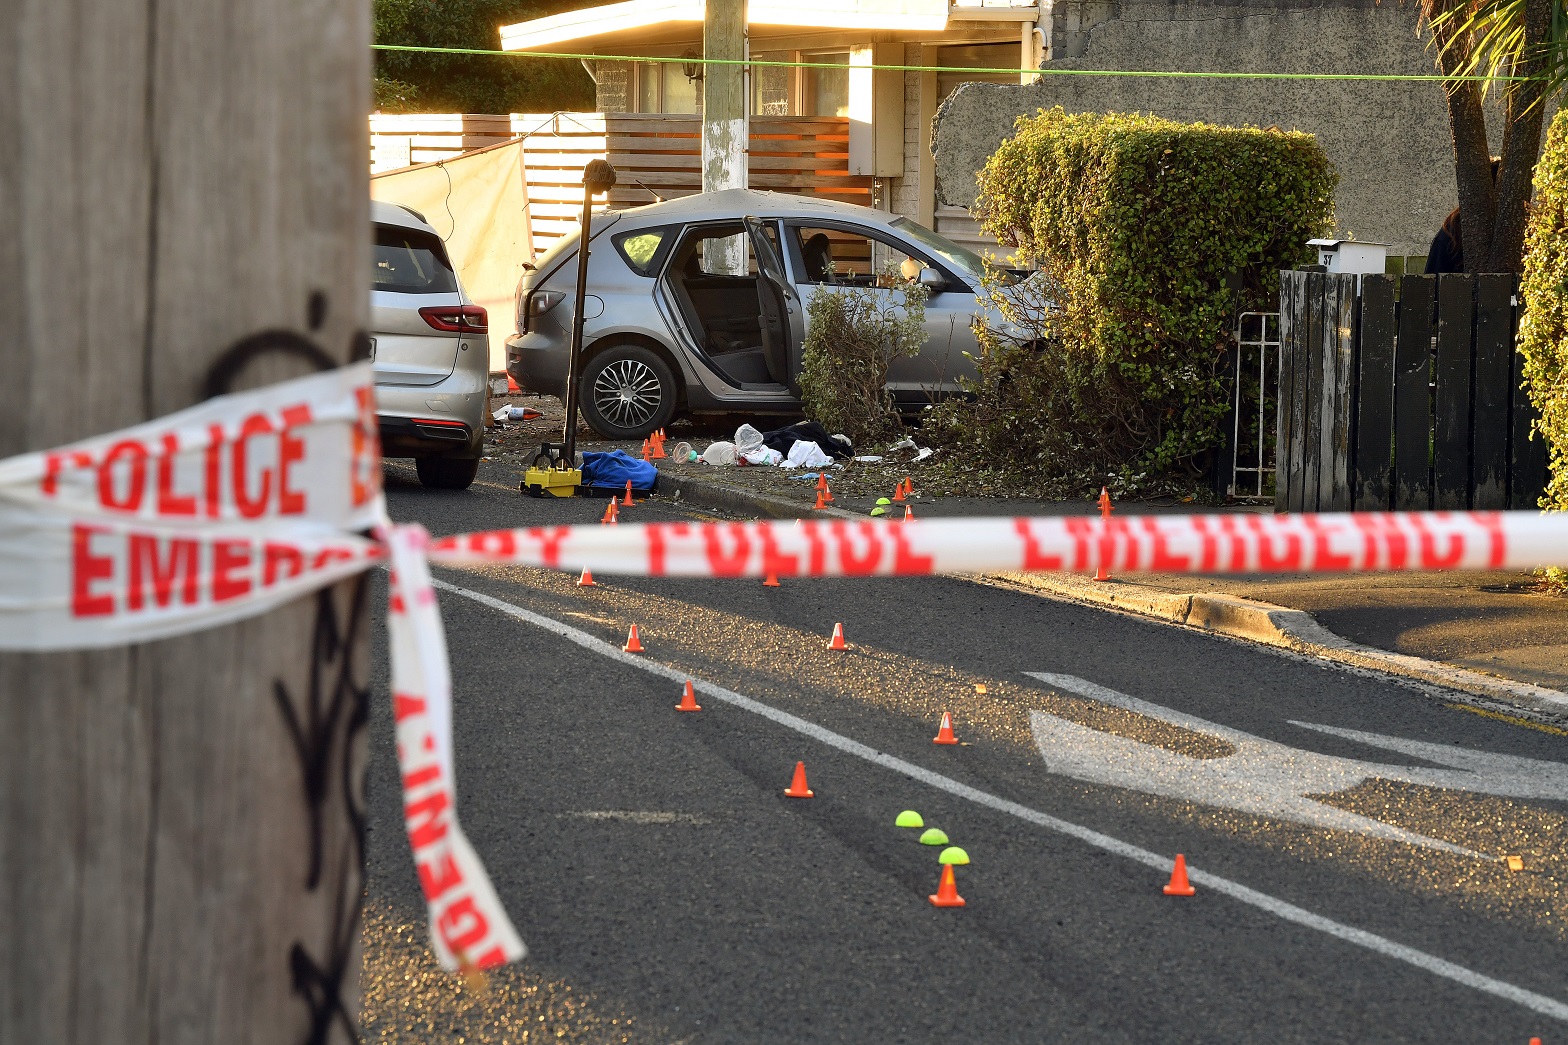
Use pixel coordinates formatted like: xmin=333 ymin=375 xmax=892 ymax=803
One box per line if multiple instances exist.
xmin=506 ymin=189 xmax=998 ymax=440
xmin=371 ymin=200 xmax=488 ymax=489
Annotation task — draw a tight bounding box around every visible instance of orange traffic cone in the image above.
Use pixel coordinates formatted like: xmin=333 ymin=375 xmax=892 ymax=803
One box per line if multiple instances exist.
xmin=1163 ymin=853 xmax=1196 ymax=896
xmin=676 ymin=681 xmax=702 ymax=712
xmin=784 ymin=760 xmax=814 ymax=798
xmin=601 ymin=501 xmax=615 ymax=523
xmin=929 ymin=864 xmax=965 ymax=907
xmin=903 ymin=504 xmax=914 ymax=523
xmin=622 ymin=480 xmax=635 ymax=506
xmin=577 ymin=567 xmax=597 ymax=587
xmin=827 ymin=623 xmax=847 ymax=650
xmin=650 ymin=433 xmax=665 ymax=459
xmin=1094 ymin=486 xmax=1113 ymax=581
xmin=640 ymin=440 xmax=651 ymax=461
xmin=763 ymin=570 xmax=781 ymax=587
xmin=607 ymin=500 xmax=619 ymax=524
xmin=823 ymin=481 xmax=834 ymax=503
xmin=815 ymin=472 xmax=828 ymax=493
xmin=933 ymin=712 xmax=958 ymax=745
xmin=812 ymin=490 xmax=827 ymax=510
xmin=903 ymin=477 xmax=914 ymax=497
xmin=892 ymin=481 xmax=905 ymax=503
xmin=623 ymin=624 xmax=645 ymax=653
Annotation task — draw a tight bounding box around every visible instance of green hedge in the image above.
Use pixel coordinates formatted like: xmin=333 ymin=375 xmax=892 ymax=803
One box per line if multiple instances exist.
xmin=972 ymin=108 xmax=1337 ymax=478
xmin=1519 ymin=107 xmax=1568 ymax=513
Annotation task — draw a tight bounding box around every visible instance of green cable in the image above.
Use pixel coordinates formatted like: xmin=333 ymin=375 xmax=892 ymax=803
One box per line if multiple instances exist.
xmin=373 ymin=43 xmax=1532 ymax=83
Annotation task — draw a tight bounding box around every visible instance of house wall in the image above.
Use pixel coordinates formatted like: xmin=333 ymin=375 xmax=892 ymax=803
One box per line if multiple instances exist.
xmin=592 ymin=61 xmax=632 ymax=113
xmin=931 ymin=0 xmax=1465 ymax=257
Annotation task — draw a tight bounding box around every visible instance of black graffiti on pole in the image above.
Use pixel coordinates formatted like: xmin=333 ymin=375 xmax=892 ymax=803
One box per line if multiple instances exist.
xmin=276 ymin=577 xmax=371 ymax=1045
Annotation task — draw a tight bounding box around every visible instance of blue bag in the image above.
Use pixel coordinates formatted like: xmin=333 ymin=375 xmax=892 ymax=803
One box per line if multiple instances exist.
xmin=579 ymin=449 xmax=659 ymax=495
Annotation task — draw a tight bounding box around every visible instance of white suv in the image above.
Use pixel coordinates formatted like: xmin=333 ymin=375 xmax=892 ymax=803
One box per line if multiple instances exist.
xmin=371 ymin=200 xmax=487 ymax=490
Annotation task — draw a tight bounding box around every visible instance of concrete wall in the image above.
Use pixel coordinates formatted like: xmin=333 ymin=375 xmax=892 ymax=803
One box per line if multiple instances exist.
xmin=932 ymin=0 xmax=1462 ymax=256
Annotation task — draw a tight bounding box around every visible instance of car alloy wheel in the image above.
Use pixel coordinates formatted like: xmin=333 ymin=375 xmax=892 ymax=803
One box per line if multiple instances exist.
xmin=591 ymin=356 xmax=663 ymax=430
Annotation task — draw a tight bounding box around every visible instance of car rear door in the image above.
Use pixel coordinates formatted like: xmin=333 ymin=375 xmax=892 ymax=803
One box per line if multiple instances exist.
xmin=743 ymin=216 xmax=804 ymax=393
xmin=371 ymin=222 xmax=465 ymax=387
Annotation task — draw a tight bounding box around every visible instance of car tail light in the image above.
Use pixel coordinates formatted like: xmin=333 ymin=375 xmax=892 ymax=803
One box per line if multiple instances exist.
xmin=418 ymin=304 xmax=488 ymax=334
xmin=521 ymin=290 xmax=566 ymax=333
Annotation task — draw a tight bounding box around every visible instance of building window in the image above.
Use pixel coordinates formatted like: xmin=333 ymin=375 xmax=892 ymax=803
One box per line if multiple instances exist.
xmin=802 ymin=51 xmax=850 ymax=117
xmin=635 ymin=61 xmax=700 ymax=114
xmin=752 ymin=50 xmax=792 ymax=116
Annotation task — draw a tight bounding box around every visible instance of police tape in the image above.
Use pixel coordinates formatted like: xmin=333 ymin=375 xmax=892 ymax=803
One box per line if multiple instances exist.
xmin=0 ymin=363 xmax=527 ymax=973
xmin=4 ymin=364 xmax=1567 ymax=976
xmin=426 ymin=510 xmax=1568 ymax=578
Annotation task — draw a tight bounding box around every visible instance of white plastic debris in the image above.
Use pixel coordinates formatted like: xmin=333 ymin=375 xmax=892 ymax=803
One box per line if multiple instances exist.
xmin=913 ymin=447 xmax=935 ymax=463
xmin=734 ymin=424 xmax=765 ymax=456
xmin=785 ymin=439 xmax=833 ymax=469
xmin=853 ymin=455 xmax=884 ymax=464
xmin=741 ymin=446 xmax=782 ymax=466
xmin=700 ymin=441 xmax=738 ymax=466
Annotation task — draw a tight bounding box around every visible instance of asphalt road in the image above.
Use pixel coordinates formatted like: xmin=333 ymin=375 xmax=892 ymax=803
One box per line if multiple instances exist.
xmin=362 ymin=460 xmax=1568 ymax=1044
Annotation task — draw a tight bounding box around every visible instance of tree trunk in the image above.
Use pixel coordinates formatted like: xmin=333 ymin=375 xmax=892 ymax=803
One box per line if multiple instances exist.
xmin=1486 ymin=0 xmax=1551 ymax=272
xmin=0 ymin=2 xmax=370 ymax=1044
xmin=1429 ymin=0 xmax=1499 ymax=271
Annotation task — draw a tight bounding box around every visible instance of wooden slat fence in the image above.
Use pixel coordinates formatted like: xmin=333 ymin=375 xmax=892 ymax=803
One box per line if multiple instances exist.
xmin=511 ymin=112 xmax=874 ymax=257
xmin=1276 ymin=270 xmax=1549 ymax=512
xmin=369 ymin=113 xmax=515 ymax=173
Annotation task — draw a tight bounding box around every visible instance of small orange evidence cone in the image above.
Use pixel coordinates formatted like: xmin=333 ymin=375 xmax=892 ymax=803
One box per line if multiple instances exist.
xmin=823 ymin=480 xmax=833 ymax=503
xmin=903 ymin=504 xmax=914 ymax=523
xmin=933 ymin=712 xmax=958 ymax=745
xmin=929 ymin=864 xmax=965 ymax=907
xmin=815 ymin=473 xmax=828 ymax=493
xmin=577 ymin=567 xmax=597 ymax=587
xmin=607 ymin=501 xmax=619 ymax=524
xmin=601 ymin=502 xmax=614 ymax=523
xmin=622 ymin=480 xmax=635 ymax=506
xmin=1163 ymin=853 xmax=1196 ymax=896
xmin=903 ymin=477 xmax=914 ymax=497
xmin=892 ymin=482 xmax=905 ymax=503
xmin=812 ymin=490 xmax=827 ymax=510
xmin=650 ymin=434 xmax=665 ymax=459
xmin=784 ymin=760 xmax=814 ymax=798
xmin=676 ymin=681 xmax=702 ymax=712
xmin=622 ymin=624 xmax=645 ymax=653
xmin=1098 ymin=486 xmax=1114 ymax=518
xmin=827 ymin=623 xmax=847 ymax=650
xmin=640 ymin=440 xmax=651 ymax=461
xmin=763 ymin=570 xmax=780 ymax=587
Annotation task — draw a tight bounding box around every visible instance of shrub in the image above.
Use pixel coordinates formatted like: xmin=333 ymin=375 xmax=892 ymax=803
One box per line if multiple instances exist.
xmin=798 ymin=277 xmax=929 ymax=444
xmin=963 ymin=108 xmax=1336 ymax=480
xmin=1518 ymin=106 xmax=1568 ymax=514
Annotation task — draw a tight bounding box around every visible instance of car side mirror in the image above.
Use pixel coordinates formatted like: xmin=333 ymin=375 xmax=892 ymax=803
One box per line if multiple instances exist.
xmin=918 ymin=267 xmax=946 ymax=291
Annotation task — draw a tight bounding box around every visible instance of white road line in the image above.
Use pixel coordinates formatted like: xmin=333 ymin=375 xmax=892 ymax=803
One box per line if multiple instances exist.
xmin=431 ymin=575 xmax=1568 ymax=1024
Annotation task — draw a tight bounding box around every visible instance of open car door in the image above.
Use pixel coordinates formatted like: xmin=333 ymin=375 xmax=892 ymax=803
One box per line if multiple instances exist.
xmin=743 ymin=216 xmax=804 ymax=394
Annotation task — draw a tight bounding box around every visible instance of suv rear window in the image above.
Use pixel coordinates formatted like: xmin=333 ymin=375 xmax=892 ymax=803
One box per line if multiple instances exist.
xmin=373 ymin=224 xmax=459 ymax=294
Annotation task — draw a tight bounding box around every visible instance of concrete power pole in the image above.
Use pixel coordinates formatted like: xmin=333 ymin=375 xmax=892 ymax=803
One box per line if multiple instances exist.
xmin=702 ymin=0 xmax=748 ymax=196
xmin=0 ymin=2 xmax=370 ymax=1043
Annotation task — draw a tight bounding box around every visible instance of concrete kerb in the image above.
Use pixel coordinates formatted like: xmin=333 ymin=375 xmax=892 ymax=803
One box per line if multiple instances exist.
xmin=658 ymin=463 xmax=1568 ymax=718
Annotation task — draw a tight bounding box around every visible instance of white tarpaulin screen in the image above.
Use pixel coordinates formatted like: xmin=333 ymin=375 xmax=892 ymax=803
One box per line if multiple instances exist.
xmin=372 ymin=141 xmax=533 ymax=373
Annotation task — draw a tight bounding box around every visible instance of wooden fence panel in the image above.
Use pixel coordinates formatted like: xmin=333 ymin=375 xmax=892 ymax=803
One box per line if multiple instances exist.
xmin=1302 ymin=270 xmax=1326 ymax=510
xmin=1471 ymin=273 xmax=1515 ymax=509
xmin=1394 ymin=275 xmax=1434 ymax=510
xmin=510 ymin=112 xmax=872 ymax=258
xmin=1275 ymin=272 xmax=1300 ymax=512
xmin=1353 ymin=274 xmax=1396 ymax=510
xmin=1433 ymin=274 xmax=1474 ymax=509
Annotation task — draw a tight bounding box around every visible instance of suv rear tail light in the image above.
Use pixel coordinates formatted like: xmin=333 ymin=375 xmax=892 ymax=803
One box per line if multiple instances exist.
xmin=418 ymin=304 xmax=488 ymax=334
xmin=521 ymin=290 xmax=566 ymax=333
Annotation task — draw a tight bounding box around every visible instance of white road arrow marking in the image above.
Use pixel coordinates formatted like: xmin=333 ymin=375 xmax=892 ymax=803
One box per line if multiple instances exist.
xmin=1026 ymin=672 xmax=1568 ymax=858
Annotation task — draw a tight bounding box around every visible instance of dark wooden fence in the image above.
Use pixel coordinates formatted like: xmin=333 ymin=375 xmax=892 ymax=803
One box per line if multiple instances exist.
xmin=1276 ymin=270 xmax=1549 ymax=513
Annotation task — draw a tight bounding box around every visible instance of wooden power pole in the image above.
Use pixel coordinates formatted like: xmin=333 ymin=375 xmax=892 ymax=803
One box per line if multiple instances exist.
xmin=0 ymin=2 xmax=371 ymax=1043
xmin=702 ymin=0 xmax=748 ymax=196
